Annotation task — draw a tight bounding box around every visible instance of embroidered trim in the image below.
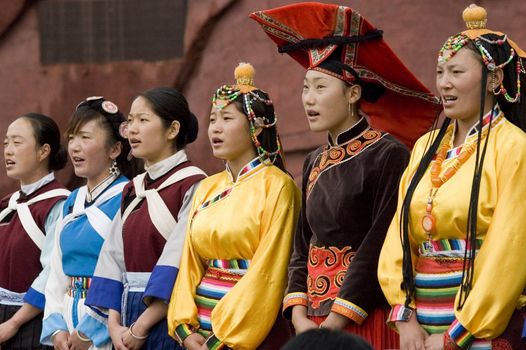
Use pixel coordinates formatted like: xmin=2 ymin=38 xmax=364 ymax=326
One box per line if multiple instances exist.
xmin=283 ymin=292 xmax=308 ymax=311
xmin=387 ymin=304 xmax=414 ymax=323
xmin=205 ymin=334 xmax=230 ymax=350
xmin=447 ymin=319 xmax=474 ymax=350
xmin=174 ymin=323 xmax=194 ymax=346
xmin=307 ymin=128 xmax=385 ymax=198
xmin=307 ymin=245 xmax=355 ymax=308
xmin=331 ymin=298 xmax=368 ymax=325
xmin=192 ymin=158 xmax=264 ymax=220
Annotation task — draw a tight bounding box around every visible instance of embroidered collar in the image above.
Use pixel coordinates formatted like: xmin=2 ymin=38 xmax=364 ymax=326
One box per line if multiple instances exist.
xmin=86 ymin=173 xmax=120 ymax=203
xmin=449 ymin=104 xmax=504 ymax=148
xmin=145 ymin=149 xmax=188 ymax=180
xmin=20 ymin=172 xmax=55 ymax=197
xmin=226 ymin=157 xmax=265 ymax=184
xmin=329 ymin=116 xmax=369 ymax=146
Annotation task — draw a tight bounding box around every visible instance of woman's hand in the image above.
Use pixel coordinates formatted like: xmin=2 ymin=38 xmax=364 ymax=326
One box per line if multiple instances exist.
xmin=0 ymin=319 xmax=20 ymax=343
xmin=291 ymin=305 xmax=318 ymax=334
xmin=109 ymin=324 xmax=130 ymax=350
xmin=183 ymin=333 xmax=206 ymax=350
xmin=396 ymin=312 xmax=429 ymax=350
xmin=52 ymin=331 xmax=70 ymax=350
xmin=68 ymin=331 xmax=92 ymax=350
xmin=319 ymin=312 xmax=350 ymax=331
xmin=424 ymin=333 xmax=444 ymax=350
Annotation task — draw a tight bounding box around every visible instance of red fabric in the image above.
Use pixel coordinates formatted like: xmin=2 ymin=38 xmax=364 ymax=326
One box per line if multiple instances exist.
xmin=250 ymin=2 xmax=442 ymax=148
xmin=310 ymin=308 xmax=399 ymax=350
xmin=307 ymin=245 xmax=354 ymax=309
xmin=0 ymin=180 xmax=67 ymax=292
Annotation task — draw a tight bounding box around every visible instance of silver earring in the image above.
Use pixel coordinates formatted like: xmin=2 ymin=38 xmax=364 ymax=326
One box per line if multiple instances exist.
xmin=109 ymin=159 xmax=119 ymax=176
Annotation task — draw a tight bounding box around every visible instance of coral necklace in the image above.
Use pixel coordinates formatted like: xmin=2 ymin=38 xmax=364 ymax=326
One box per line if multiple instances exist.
xmin=421 ymin=129 xmax=481 ymax=251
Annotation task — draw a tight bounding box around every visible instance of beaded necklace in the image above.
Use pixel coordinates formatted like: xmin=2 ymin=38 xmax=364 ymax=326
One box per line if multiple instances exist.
xmin=421 ymin=112 xmax=499 ymax=251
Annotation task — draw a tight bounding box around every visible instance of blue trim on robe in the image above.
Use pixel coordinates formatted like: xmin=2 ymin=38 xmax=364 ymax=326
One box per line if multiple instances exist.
xmin=41 ymin=313 xmax=68 ymax=345
xmin=23 ymin=287 xmax=45 ymax=310
xmin=86 ymin=276 xmax=123 ymax=312
xmin=77 ymin=309 xmax=110 ymax=347
xmin=522 ymin=319 xmax=526 ymax=339
xmin=143 ymin=265 xmax=179 ymax=303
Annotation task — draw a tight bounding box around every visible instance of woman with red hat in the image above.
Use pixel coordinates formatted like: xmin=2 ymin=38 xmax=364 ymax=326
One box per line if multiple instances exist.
xmin=378 ymin=4 xmax=526 ymax=350
xmin=251 ymin=2 xmax=440 ymax=349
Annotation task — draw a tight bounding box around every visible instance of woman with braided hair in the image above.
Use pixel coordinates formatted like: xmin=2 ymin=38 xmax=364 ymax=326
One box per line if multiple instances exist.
xmin=167 ymin=63 xmax=301 ymax=350
xmin=378 ymin=4 xmax=526 ymax=350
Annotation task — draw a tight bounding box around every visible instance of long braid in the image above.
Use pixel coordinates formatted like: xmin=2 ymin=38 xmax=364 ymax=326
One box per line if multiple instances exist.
xmin=401 ymin=112 xmax=449 ymax=307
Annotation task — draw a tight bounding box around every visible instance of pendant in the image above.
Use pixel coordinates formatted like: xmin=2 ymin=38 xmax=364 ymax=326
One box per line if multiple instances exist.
xmin=421 ymin=213 xmax=436 ymax=233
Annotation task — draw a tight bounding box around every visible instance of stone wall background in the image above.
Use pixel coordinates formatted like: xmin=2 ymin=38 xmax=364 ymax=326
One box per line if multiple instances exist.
xmin=0 ymin=0 xmax=524 ymax=193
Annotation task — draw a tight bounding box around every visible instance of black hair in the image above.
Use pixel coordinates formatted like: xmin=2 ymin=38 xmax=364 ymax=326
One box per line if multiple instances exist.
xmin=232 ymin=89 xmax=287 ymax=173
xmin=67 ymin=98 xmax=139 ymax=179
xmin=21 ymin=113 xmax=68 ymax=171
xmin=138 ymin=87 xmax=199 ymax=150
xmin=281 ymin=328 xmax=373 ymax=350
xmin=400 ymin=34 xmax=526 ymax=309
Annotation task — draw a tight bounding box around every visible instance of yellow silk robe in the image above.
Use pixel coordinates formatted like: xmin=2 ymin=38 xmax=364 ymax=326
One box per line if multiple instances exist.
xmin=167 ymin=161 xmax=300 ymax=350
xmin=378 ymin=114 xmax=526 ymax=340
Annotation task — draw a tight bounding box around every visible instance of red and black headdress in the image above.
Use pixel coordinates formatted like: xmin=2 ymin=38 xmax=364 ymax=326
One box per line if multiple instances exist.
xmin=250 ymin=2 xmax=441 ymax=148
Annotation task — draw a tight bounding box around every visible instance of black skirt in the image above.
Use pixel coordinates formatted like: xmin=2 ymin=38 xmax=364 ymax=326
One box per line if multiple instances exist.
xmin=0 ymin=304 xmax=52 ymax=350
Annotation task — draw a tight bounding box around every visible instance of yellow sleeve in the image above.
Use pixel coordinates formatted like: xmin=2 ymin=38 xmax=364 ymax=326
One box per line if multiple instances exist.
xmin=448 ymin=138 xmax=526 ymax=344
xmin=211 ymin=181 xmax=301 ymax=350
xmin=377 ymin=134 xmax=430 ymax=318
xmin=167 ymin=186 xmax=206 ymax=340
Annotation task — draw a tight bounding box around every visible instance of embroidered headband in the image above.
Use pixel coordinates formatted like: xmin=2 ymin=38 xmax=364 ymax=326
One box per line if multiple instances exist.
xmin=438 ymin=4 xmax=526 ymax=103
xmin=212 ymin=63 xmax=281 ymax=163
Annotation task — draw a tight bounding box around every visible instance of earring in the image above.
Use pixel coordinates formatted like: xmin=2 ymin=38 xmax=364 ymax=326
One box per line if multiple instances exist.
xmin=491 ymin=71 xmax=501 ymax=95
xmin=348 ymin=103 xmax=356 ymax=119
xmin=109 ymin=159 xmax=119 ymax=176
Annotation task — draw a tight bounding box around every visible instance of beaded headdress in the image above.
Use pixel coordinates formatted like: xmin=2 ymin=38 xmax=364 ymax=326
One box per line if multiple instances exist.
xmin=438 ymin=4 xmax=526 ymax=103
xmin=212 ymin=63 xmax=281 ymax=163
xmin=250 ymin=2 xmax=441 ymax=148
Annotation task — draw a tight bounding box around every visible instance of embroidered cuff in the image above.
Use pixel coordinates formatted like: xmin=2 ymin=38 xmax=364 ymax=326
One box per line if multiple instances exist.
xmin=447 ymin=319 xmax=474 ymax=350
xmin=174 ymin=323 xmax=194 ymax=346
xmin=387 ymin=304 xmax=414 ymax=324
xmin=330 ymin=298 xmax=368 ymax=325
xmin=282 ymin=292 xmax=308 ymax=320
xmin=205 ymin=334 xmax=231 ymax=350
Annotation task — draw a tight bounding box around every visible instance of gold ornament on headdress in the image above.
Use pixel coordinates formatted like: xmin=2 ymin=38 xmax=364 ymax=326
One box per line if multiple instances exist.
xmin=234 ymin=62 xmax=257 ymax=93
xmin=462 ymin=4 xmax=487 ymax=30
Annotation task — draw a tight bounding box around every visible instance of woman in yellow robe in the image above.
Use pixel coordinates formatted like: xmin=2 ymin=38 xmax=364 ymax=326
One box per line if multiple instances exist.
xmin=378 ymin=5 xmax=526 ymax=350
xmin=167 ymin=63 xmax=301 ymax=350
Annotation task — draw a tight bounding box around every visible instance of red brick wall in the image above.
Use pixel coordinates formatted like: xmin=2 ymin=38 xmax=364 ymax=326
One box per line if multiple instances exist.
xmin=0 ymin=0 xmax=524 ymax=193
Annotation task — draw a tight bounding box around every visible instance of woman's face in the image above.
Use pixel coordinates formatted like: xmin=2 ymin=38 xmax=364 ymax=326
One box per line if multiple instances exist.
xmin=68 ymin=118 xmax=120 ymax=185
xmin=127 ymin=96 xmax=178 ymax=167
xmin=302 ymin=70 xmax=353 ymax=136
xmin=4 ymin=118 xmax=48 ymax=184
xmin=208 ymin=101 xmax=256 ymax=164
xmin=436 ymin=47 xmax=491 ymax=125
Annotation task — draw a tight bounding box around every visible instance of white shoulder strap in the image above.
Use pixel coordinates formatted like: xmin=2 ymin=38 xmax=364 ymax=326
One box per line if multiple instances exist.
xmin=15 ymin=188 xmax=70 ymax=251
xmin=122 ymin=166 xmax=205 ymax=240
xmin=62 ymin=181 xmax=127 ymax=240
xmin=0 ymin=192 xmax=20 ymax=222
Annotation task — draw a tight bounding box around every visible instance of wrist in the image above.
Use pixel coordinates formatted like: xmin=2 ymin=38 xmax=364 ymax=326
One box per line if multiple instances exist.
xmin=129 ymin=321 xmax=149 ymax=340
xmin=76 ymin=331 xmax=92 ymax=343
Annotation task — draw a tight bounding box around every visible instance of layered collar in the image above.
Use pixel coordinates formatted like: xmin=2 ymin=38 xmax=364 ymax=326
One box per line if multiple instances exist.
xmin=329 ymin=116 xmax=369 ymax=147
xmin=20 ymin=173 xmax=55 ymax=197
xmin=226 ymin=157 xmax=266 ymax=184
xmin=145 ymin=150 xmax=188 ymax=181
xmin=449 ymin=104 xmax=505 ymax=148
